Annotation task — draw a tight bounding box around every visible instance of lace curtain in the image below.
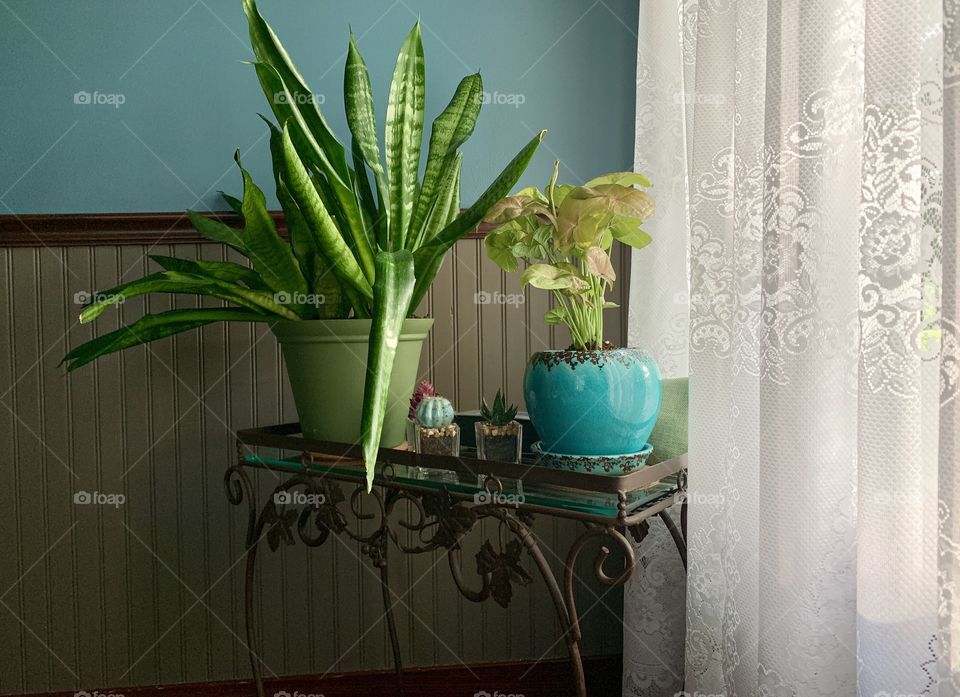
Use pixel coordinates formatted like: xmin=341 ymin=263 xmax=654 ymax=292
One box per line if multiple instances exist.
xmin=625 ymin=0 xmax=960 ymax=694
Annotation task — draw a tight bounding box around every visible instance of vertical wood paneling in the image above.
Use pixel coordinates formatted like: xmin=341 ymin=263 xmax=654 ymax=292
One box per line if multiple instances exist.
xmin=0 ymin=239 xmax=629 ymax=693
xmin=118 ymin=248 xmax=162 ymax=687
xmin=39 ymin=248 xmax=79 ymax=689
xmin=0 ymin=247 xmax=25 ymax=694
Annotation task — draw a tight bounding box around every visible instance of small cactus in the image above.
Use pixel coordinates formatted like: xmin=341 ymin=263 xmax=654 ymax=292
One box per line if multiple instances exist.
xmin=408 ymin=380 xmax=436 ymax=420
xmin=416 ymin=395 xmax=455 ymax=428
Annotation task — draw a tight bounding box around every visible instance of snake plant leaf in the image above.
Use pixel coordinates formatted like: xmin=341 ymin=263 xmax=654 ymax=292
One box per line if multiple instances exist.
xmin=420 ymin=151 xmax=463 ymax=245
xmin=62 ymin=307 xmax=269 ymax=372
xmin=219 ymin=191 xmax=244 ymax=217
xmin=242 ymin=0 xmax=349 ymax=180
xmin=149 ymin=255 xmax=269 ymax=291
xmin=344 ymin=32 xmax=391 ymax=238
xmin=584 ymin=171 xmax=652 ymax=188
xmin=280 ymin=124 xmax=374 ymax=302
xmin=77 ymin=271 xmax=301 ymax=324
xmin=264 ymin=118 xmax=323 ymax=283
xmin=410 ymin=129 xmax=546 ymax=308
xmin=187 ymin=211 xmax=246 ymax=254
xmin=351 ymin=140 xmax=385 ymax=250
xmin=360 ymin=249 xmax=416 ymax=490
xmin=409 ymin=73 xmax=483 ymax=246
xmin=443 ymin=151 xmax=462 ymax=227
xmin=432 ymin=130 xmax=546 ymax=250
xmin=385 ymin=22 xmax=425 ymax=249
xmin=253 ymin=63 xmax=376 ymax=282
xmin=252 ymin=62 xmax=345 ymax=188
xmin=234 ymin=151 xmax=310 ymax=297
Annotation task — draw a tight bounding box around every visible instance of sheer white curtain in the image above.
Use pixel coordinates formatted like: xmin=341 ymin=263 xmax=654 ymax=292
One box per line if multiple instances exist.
xmin=626 ymin=0 xmax=960 ymax=694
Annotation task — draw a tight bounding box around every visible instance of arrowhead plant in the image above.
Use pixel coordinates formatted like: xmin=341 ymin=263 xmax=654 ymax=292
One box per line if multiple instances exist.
xmin=483 ymin=164 xmax=653 ymax=350
xmin=62 ymin=0 xmax=544 ymax=490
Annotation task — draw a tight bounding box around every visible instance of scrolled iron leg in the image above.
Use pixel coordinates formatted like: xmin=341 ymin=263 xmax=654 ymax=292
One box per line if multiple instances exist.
xmin=225 ymin=461 xmax=265 ymax=697
xmin=562 ymin=525 xmax=637 ymax=697
xmin=366 ymin=532 xmax=404 ymax=697
xmin=658 ymin=509 xmax=687 ymax=570
xmin=510 ymin=521 xmax=586 ymax=696
xmin=244 ymin=543 xmax=265 ymax=697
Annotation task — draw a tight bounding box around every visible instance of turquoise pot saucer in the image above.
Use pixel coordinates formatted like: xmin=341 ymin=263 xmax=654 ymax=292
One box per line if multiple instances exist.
xmin=531 ymin=441 xmax=653 ymax=475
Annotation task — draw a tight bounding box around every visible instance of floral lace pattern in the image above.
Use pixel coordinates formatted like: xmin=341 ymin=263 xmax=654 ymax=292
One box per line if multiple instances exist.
xmin=627 ymin=0 xmax=960 ymax=694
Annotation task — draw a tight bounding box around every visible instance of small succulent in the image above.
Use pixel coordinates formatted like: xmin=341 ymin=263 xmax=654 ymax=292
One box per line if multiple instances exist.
xmin=480 ymin=390 xmax=519 ymax=427
xmin=416 ymin=395 xmax=455 ymax=428
xmin=409 ymin=380 xmax=437 ymax=420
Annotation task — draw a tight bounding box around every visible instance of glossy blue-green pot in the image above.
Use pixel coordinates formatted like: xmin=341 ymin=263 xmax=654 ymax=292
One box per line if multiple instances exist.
xmin=523 ymin=348 xmax=662 ymax=455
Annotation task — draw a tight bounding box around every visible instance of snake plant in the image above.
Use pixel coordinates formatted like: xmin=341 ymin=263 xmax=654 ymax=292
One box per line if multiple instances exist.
xmin=62 ymin=0 xmax=544 ymax=489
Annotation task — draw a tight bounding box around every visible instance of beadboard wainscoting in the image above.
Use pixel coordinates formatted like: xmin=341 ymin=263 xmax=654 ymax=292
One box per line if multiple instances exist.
xmin=0 ymin=234 xmax=629 ymax=694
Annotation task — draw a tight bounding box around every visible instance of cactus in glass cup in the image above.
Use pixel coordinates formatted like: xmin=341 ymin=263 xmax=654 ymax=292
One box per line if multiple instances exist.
xmin=416 ymin=395 xmax=455 ymax=428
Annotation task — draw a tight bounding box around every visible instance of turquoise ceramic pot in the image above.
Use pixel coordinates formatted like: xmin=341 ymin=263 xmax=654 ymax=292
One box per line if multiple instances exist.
xmin=523 ymin=348 xmax=662 ymax=456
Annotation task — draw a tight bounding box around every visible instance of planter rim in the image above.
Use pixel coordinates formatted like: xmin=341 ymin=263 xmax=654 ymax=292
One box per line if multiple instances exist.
xmin=529 ymin=346 xmax=646 ymax=355
xmin=271 ymin=317 xmax=434 ymax=343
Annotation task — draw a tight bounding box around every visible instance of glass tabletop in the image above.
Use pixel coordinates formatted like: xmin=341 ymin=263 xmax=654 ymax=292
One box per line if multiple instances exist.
xmin=243 ymin=450 xmax=681 ymax=520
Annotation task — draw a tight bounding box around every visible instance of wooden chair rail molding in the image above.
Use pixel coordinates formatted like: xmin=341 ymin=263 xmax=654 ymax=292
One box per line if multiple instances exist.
xmin=19 ymin=655 xmax=621 ymax=697
xmin=0 ymin=210 xmax=493 ymax=247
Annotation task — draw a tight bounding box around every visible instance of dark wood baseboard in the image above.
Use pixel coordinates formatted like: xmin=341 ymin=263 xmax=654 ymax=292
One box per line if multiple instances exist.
xmin=0 ymin=211 xmax=491 ymax=247
xmin=8 ymin=655 xmax=621 ymax=697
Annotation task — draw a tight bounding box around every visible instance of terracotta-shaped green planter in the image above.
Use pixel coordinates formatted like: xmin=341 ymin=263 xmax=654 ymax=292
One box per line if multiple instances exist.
xmin=272 ymin=319 xmax=433 ymax=446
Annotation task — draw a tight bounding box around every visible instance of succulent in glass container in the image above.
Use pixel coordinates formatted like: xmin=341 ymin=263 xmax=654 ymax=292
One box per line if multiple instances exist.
xmin=475 ymin=390 xmax=522 ymax=463
xmin=415 ymin=395 xmax=460 ymax=456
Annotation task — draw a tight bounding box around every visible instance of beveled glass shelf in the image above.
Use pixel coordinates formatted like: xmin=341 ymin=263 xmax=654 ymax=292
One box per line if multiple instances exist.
xmin=236 ymin=421 xmax=687 ymax=525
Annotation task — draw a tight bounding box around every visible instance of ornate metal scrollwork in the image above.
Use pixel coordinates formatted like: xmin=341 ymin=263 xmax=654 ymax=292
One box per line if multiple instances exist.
xmin=563 ymin=524 xmax=636 ymax=644
xmin=225 ymin=453 xmax=687 ymax=697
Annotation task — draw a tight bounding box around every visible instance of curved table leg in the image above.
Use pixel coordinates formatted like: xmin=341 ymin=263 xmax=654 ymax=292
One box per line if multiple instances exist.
xmin=367 ymin=531 xmax=404 ymax=696
xmin=658 ymin=509 xmax=687 ymax=570
xmin=244 ymin=542 xmax=265 ymax=697
xmin=225 ymin=462 xmax=266 ymax=697
xmin=510 ymin=521 xmax=585 ymax=696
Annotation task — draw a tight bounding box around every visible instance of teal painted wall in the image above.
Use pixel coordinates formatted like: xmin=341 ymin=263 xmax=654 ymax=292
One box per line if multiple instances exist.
xmin=0 ymin=0 xmax=638 ymax=215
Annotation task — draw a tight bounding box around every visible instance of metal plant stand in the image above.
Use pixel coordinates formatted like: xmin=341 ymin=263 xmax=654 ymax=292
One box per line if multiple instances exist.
xmin=226 ymin=423 xmax=688 ymax=697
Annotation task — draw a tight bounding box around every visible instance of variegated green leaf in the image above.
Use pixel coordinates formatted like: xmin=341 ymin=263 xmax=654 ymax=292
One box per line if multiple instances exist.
xmin=77 ymin=271 xmax=300 ymax=324
xmin=243 ymin=0 xmax=349 ymax=179
xmin=149 ymin=255 xmax=269 ymax=291
xmin=385 ymin=22 xmax=425 ymax=249
xmin=408 ymin=73 xmax=482 ymax=246
xmin=360 ymin=249 xmax=416 ymax=490
xmin=63 ymin=307 xmax=268 ymax=372
xmin=345 ymin=32 xmax=391 ymax=242
xmin=252 ymin=63 xmax=375 ymax=284
xmin=411 ymin=129 xmax=546 ymax=307
xmin=280 ymin=125 xmax=374 ymax=301
xmin=187 ymin=211 xmax=245 ymax=254
xmin=234 ymin=152 xmax=310 ymax=296
xmin=219 ymin=192 xmax=244 ymax=217
xmin=420 ymin=151 xmax=463 ymax=246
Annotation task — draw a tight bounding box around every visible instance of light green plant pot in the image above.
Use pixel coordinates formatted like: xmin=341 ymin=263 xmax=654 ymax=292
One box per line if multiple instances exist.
xmin=272 ymin=319 xmax=434 ymax=447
